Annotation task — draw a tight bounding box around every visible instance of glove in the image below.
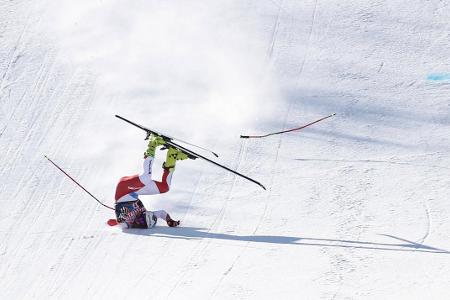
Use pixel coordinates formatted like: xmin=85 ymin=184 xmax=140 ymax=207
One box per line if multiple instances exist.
xmin=165 ymin=214 xmax=180 ymax=227
xmin=167 ymin=219 xmax=180 ymax=227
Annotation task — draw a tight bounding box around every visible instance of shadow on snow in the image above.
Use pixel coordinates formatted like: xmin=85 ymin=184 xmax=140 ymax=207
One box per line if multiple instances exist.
xmin=123 ymin=227 xmax=449 ymax=254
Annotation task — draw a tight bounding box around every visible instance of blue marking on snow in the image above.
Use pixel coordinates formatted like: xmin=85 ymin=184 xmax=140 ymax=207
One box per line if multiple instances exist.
xmin=427 ymin=73 xmax=450 ymax=81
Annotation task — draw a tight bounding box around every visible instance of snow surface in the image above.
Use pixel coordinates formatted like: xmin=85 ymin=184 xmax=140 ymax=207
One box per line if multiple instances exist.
xmin=1 ymin=0 xmax=450 ymax=299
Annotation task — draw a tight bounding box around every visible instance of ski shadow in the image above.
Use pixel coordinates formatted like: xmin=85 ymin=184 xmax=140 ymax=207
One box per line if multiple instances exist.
xmin=123 ymin=227 xmax=449 ymax=254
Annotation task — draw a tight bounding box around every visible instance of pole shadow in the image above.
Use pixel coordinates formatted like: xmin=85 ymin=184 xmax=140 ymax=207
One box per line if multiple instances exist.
xmin=123 ymin=227 xmax=449 ymax=254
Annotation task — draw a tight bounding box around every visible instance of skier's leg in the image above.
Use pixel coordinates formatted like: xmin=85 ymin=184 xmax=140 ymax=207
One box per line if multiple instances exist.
xmin=138 ymin=168 xmax=172 ymax=195
xmin=116 ymin=135 xmax=170 ymax=202
xmin=141 ymin=147 xmax=187 ymax=193
xmin=144 ymin=134 xmax=166 ymax=158
xmin=139 ymin=155 xmax=158 ymax=186
xmin=138 ymin=154 xmax=172 ymax=194
xmin=138 ymin=134 xmax=170 ymax=194
xmin=141 ymin=156 xmax=155 ymax=177
xmin=115 ymin=175 xmax=145 ymax=202
xmin=163 ymin=147 xmax=188 ymax=171
xmin=138 ymin=146 xmax=188 ymax=195
xmin=135 ymin=179 xmax=164 ymax=195
xmin=116 ymin=158 xmax=160 ymax=202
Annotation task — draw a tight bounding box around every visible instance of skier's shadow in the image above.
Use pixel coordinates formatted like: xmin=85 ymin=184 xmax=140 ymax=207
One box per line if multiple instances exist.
xmin=123 ymin=227 xmax=449 ymax=254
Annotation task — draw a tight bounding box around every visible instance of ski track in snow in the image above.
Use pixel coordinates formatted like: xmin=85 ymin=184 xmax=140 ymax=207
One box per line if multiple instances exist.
xmin=209 ymin=4 xmax=303 ymax=291
xmin=417 ymin=197 xmax=432 ymax=247
xmin=165 ymin=141 xmax=248 ymax=297
xmin=298 ymin=0 xmax=318 ymax=77
xmin=210 ymin=106 xmax=290 ymax=297
xmin=267 ymin=0 xmax=283 ymax=59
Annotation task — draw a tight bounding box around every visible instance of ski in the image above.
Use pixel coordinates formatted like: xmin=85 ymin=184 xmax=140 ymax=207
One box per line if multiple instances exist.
xmin=240 ymin=113 xmax=336 ymax=139
xmin=116 ymin=115 xmax=218 ymax=157
xmin=115 ymin=115 xmax=266 ymax=190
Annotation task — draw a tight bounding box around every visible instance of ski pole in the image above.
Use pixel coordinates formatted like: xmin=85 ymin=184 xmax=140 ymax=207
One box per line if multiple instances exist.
xmin=240 ymin=113 xmax=336 ymax=139
xmin=44 ymin=155 xmax=114 ymax=211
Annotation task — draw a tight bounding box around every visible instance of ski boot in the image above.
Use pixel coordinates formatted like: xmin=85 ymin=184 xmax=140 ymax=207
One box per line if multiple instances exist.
xmin=144 ymin=134 xmax=166 ymax=158
xmin=163 ymin=147 xmax=189 ymax=171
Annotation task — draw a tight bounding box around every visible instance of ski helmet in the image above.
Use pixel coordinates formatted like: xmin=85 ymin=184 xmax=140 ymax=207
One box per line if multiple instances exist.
xmin=145 ymin=211 xmax=158 ymax=228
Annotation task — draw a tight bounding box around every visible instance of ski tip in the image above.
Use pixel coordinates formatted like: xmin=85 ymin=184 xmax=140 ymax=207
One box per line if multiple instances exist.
xmin=240 ymin=135 xmax=250 ymax=139
xmin=212 ymin=152 xmax=219 ymax=158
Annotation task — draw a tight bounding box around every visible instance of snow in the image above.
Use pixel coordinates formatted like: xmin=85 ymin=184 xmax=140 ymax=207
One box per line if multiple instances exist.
xmin=1 ymin=0 xmax=449 ymax=299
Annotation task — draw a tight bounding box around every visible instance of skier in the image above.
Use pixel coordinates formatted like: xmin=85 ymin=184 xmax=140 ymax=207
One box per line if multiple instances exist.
xmin=113 ymin=134 xmax=188 ymax=228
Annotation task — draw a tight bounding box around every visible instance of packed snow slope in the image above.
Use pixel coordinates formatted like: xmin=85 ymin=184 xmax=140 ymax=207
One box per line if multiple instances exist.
xmin=1 ymin=1 xmax=450 ymax=299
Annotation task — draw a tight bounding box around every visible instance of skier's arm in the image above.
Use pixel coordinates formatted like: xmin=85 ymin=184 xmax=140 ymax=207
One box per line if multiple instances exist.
xmin=153 ymin=210 xmax=180 ymax=227
xmin=153 ymin=210 xmax=168 ymax=220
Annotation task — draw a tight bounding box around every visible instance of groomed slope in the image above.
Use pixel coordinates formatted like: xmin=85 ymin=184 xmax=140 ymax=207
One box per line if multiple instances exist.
xmin=1 ymin=1 xmax=449 ymax=299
